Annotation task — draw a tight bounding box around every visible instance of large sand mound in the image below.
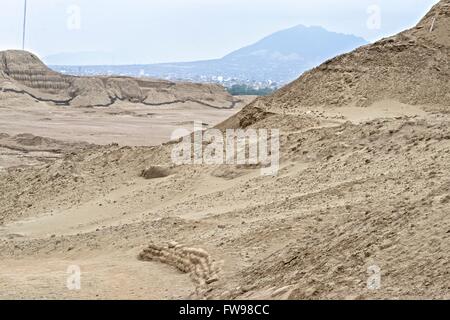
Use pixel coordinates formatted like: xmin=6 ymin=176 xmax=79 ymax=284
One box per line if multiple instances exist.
xmin=239 ymin=0 xmax=450 ymax=117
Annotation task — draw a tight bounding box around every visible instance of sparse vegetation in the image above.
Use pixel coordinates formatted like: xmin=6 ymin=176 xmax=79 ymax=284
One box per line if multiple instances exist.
xmin=227 ymin=84 xmax=276 ymax=96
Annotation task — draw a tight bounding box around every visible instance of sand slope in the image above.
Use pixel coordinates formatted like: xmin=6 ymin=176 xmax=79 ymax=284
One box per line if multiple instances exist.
xmin=241 ymin=0 xmax=450 ymax=114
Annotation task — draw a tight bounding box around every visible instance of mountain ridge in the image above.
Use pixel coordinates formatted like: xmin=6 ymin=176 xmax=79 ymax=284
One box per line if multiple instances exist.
xmin=47 ymin=25 xmax=367 ymax=86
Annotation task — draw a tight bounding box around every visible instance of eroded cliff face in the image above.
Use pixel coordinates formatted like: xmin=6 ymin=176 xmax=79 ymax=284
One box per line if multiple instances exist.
xmin=0 ymin=50 xmax=237 ymax=108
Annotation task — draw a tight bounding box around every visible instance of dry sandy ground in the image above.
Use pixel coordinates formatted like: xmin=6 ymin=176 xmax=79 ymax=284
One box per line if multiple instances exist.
xmin=0 ymin=254 xmax=194 ymax=300
xmin=0 ymin=93 xmax=253 ymax=299
xmin=0 ymin=96 xmax=254 ymax=171
xmin=0 ymin=100 xmax=448 ymax=300
xmin=0 ymin=48 xmax=253 ymax=170
xmin=0 ymin=96 xmax=253 ymax=147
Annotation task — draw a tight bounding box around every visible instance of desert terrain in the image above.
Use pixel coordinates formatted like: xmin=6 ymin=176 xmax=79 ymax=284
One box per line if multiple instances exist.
xmin=0 ymin=1 xmax=449 ymax=300
xmin=0 ymin=52 xmax=253 ymax=170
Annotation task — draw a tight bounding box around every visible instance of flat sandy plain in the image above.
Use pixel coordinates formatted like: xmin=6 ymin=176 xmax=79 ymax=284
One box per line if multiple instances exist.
xmin=0 ymin=96 xmax=254 ymax=170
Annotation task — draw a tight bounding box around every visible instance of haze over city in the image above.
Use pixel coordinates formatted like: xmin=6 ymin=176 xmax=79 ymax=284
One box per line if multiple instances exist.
xmin=0 ymin=0 xmax=439 ymax=64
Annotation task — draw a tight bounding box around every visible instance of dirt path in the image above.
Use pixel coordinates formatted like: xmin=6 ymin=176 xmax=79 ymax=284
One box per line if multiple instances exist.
xmin=0 ymin=252 xmax=194 ymax=300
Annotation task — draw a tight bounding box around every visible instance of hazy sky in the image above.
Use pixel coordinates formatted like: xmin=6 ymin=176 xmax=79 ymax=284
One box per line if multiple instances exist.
xmin=0 ymin=0 xmax=440 ymax=64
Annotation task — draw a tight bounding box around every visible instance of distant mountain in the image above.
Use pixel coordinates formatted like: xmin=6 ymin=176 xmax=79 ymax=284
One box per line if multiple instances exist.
xmin=49 ymin=25 xmax=368 ymax=86
xmin=219 ymin=25 xmax=368 ymax=81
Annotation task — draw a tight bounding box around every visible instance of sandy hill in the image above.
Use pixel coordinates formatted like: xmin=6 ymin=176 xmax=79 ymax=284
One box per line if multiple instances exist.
xmin=0 ymin=2 xmax=448 ymax=300
xmin=231 ymin=0 xmax=450 ymax=118
xmin=0 ymin=50 xmax=236 ymax=109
